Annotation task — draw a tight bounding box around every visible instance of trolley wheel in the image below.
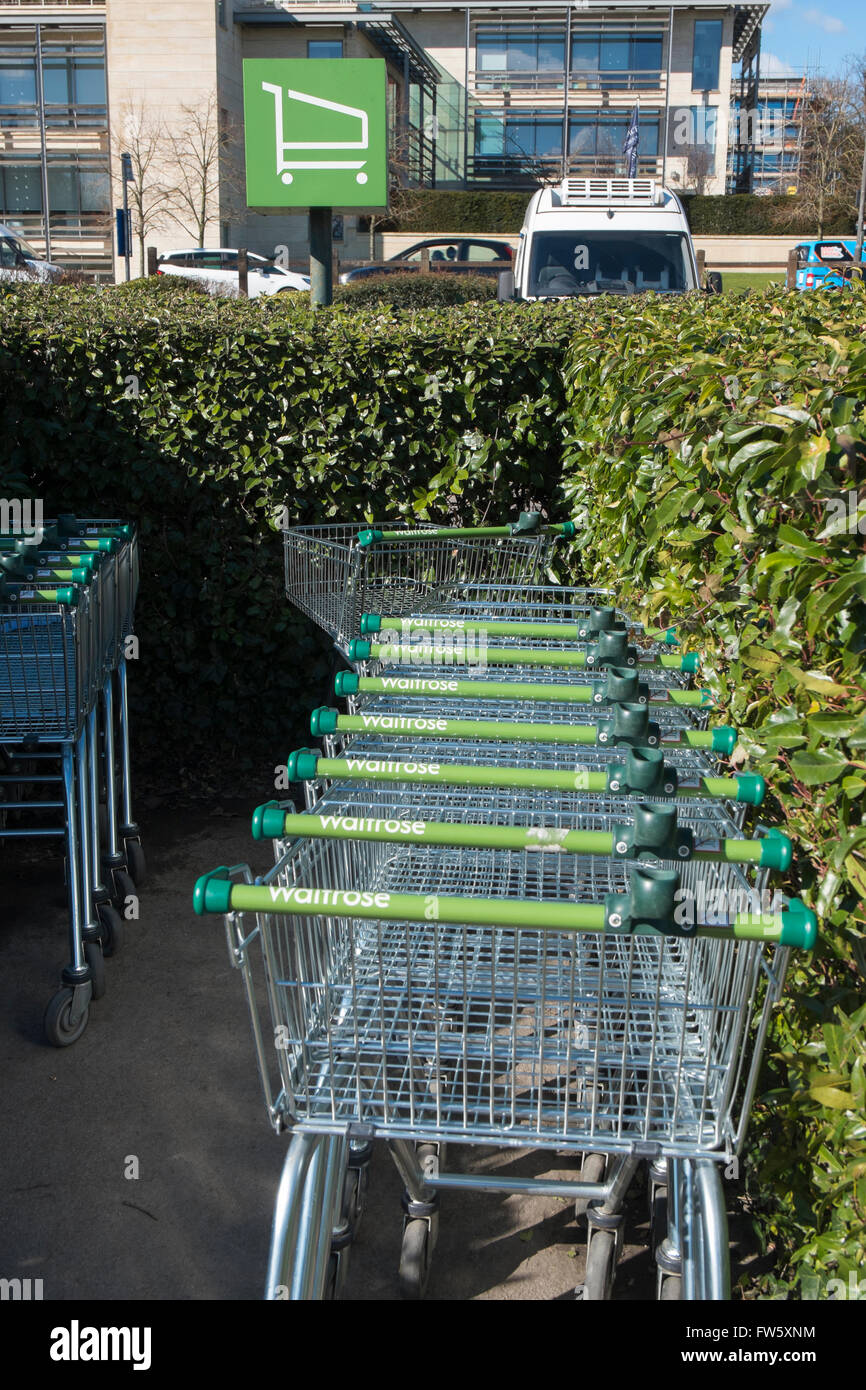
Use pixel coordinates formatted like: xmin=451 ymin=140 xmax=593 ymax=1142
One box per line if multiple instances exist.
xmin=44 ymin=988 xmax=90 ymax=1048
xmin=97 ymin=902 xmax=122 ymax=958
xmin=398 ymin=1219 xmax=432 ymax=1300
xmin=110 ymin=867 xmax=136 ymax=912
xmin=660 ymin=1274 xmax=682 ymax=1300
xmin=575 ymin=1153 xmax=607 ymax=1221
xmin=124 ymin=839 xmax=146 ymax=888
xmin=581 ymin=1229 xmax=617 ymax=1301
xmin=84 ymin=942 xmax=106 ymax=1001
xmin=342 ymin=1161 xmax=369 ymax=1240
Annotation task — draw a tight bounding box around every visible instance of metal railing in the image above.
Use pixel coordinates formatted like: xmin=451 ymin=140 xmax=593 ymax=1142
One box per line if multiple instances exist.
xmin=471 ymin=67 xmax=665 ymax=93
xmin=466 ymin=152 xmax=661 ymax=187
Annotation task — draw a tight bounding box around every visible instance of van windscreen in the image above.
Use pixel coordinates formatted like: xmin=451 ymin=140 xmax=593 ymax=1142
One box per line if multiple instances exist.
xmin=528 ymin=231 xmax=694 ymax=296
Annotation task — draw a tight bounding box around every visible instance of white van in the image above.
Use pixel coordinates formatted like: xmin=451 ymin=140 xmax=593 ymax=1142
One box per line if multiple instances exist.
xmin=0 ymin=223 xmax=63 ymax=283
xmin=502 ymin=177 xmax=716 ymax=300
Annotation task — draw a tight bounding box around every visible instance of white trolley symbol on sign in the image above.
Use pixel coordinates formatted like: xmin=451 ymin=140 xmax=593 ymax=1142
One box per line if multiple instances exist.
xmin=262 ymin=83 xmax=369 ymax=186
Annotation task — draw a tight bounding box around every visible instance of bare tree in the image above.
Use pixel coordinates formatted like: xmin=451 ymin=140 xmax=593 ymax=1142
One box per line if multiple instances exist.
xmin=112 ymin=103 xmax=172 ymax=276
xmin=365 ymin=126 xmax=429 ymax=260
xmin=684 ymin=145 xmax=715 ymax=196
xmin=161 ymin=93 xmax=224 ymax=247
xmin=772 ymin=65 xmax=865 ymax=237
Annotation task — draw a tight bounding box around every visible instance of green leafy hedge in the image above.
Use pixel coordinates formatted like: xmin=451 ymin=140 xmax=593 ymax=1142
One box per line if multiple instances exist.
xmin=382 ymin=187 xmax=854 ymax=237
xmin=559 ymin=285 xmax=866 ymax=1294
xmin=0 ymin=279 xmax=573 ymax=784
xmin=334 ymin=271 xmax=497 ymax=307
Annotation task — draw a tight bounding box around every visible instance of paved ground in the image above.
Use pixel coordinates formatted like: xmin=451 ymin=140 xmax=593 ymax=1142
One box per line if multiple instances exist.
xmin=1 ymin=802 xmax=748 ymax=1302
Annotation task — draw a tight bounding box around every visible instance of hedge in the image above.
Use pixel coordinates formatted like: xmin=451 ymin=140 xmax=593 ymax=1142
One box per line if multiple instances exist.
xmin=334 ymin=271 xmax=497 ymax=307
xmin=0 ymin=279 xmax=575 ymax=786
xmin=385 ymin=187 xmax=855 ymax=238
xmin=560 ymin=286 xmax=866 ymax=1295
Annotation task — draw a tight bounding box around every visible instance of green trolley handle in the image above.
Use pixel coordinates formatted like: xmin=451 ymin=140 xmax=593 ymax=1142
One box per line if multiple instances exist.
xmin=193 ymin=865 xmax=816 ymax=950
xmin=282 ymin=748 xmax=765 ymax=805
xmin=310 ymin=705 xmax=737 ymax=755
xmin=361 ymin=613 xmax=678 ymax=646
xmin=348 ymin=638 xmax=699 ymax=675
xmin=251 ymin=802 xmax=793 ymax=870
xmin=356 ymin=515 xmax=578 ymax=547
xmin=0 ymin=579 xmax=78 ymax=606
xmin=335 ymin=670 xmax=713 ymax=710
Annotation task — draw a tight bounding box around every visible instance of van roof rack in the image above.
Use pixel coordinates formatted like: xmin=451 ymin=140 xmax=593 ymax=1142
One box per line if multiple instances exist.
xmin=557 ymin=178 xmax=666 ymax=207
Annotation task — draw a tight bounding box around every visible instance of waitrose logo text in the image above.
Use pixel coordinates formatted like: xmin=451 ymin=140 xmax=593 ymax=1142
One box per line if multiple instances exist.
xmin=50 ymin=1321 xmax=152 ymax=1371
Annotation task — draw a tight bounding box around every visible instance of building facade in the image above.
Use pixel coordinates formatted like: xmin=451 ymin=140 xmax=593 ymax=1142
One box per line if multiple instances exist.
xmin=0 ymin=1 xmax=766 ymax=279
xmin=727 ymin=62 xmax=807 ymax=194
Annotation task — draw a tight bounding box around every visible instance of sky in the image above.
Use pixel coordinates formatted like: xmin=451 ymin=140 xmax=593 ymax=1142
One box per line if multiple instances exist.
xmin=759 ymin=0 xmax=864 ymax=78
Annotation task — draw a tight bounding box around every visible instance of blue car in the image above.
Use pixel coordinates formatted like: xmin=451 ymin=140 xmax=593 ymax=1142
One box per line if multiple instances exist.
xmin=791 ymin=238 xmax=865 ymax=290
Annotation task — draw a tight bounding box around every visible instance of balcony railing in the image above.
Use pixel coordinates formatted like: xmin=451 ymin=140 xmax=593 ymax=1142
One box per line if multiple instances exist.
xmin=471 ymin=68 xmax=665 ymax=94
xmin=466 ymin=151 xmax=661 ymax=187
xmin=0 ymin=103 xmax=107 ymax=129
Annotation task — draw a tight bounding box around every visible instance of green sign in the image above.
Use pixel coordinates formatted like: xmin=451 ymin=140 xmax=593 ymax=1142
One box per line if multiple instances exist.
xmin=243 ymin=59 xmax=388 ymax=209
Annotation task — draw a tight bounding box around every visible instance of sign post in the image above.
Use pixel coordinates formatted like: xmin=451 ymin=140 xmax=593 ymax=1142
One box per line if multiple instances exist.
xmin=243 ymin=59 xmax=388 ymax=307
xmin=120 ymin=151 xmax=133 ymax=282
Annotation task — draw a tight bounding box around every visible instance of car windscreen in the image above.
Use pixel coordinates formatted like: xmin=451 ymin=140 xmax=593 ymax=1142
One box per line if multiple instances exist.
xmin=528 ymin=231 xmax=694 ymax=296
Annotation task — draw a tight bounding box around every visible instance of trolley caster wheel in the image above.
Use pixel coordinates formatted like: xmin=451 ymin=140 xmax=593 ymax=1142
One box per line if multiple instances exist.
xmin=580 ymin=1229 xmax=617 ymax=1301
xmin=575 ymin=1153 xmax=607 ymax=1221
xmin=109 ymin=867 xmax=136 ymax=912
xmin=342 ymin=1161 xmax=369 ymax=1240
xmin=44 ymin=987 xmax=90 ymax=1048
xmin=659 ymin=1274 xmax=681 ymax=1300
xmin=399 ymin=1219 xmax=432 ymax=1300
xmin=124 ymin=839 xmax=146 ymax=888
xmin=84 ymin=941 xmax=106 ymax=1001
xmin=96 ymin=903 xmax=122 ymax=958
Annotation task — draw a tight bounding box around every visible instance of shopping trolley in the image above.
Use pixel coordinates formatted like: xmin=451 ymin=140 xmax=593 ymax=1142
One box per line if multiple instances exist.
xmin=194 ymin=809 xmax=815 ymax=1299
xmin=0 ymin=516 xmax=143 ymax=1044
xmin=281 ymin=517 xmax=577 ymax=657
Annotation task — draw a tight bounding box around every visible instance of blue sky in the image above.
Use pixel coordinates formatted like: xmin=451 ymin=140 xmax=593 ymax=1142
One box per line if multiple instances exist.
xmin=760 ymin=0 xmax=864 ymax=77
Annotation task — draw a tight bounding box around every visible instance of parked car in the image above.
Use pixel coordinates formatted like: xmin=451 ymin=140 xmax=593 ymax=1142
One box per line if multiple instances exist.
xmin=339 ymin=237 xmax=513 ymax=284
xmin=157 ymin=248 xmax=310 ymax=297
xmin=790 ymin=238 xmax=865 ymax=290
xmin=0 ymin=223 xmax=63 ymax=283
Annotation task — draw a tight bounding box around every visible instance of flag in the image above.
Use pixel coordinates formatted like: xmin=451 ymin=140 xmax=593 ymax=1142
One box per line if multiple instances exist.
xmin=622 ymin=105 xmax=640 ymax=178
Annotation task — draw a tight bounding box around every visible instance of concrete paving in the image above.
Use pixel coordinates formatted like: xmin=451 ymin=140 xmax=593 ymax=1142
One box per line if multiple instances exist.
xmin=0 ymin=803 xmax=718 ymax=1302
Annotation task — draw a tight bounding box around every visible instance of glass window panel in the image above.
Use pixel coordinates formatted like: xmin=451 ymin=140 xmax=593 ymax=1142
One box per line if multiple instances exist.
xmin=568 ymin=118 xmax=597 ymax=155
xmin=463 ymin=243 xmax=503 ymax=261
xmin=79 ymin=168 xmax=109 ymax=214
xmin=73 ymin=61 xmax=106 ymax=105
xmin=0 ymin=163 xmax=42 ymax=214
xmin=42 ymin=59 xmax=71 ymax=105
xmin=640 ymin=120 xmax=660 ymax=156
xmin=307 ymin=40 xmax=343 ymax=59
xmin=0 ymin=60 xmax=37 ymax=106
xmin=600 ymin=36 xmax=629 ymax=72
xmin=47 ymin=165 xmax=77 ymax=212
xmin=475 ymin=115 xmax=504 ymax=155
xmin=571 ymin=37 xmax=600 ymax=73
xmin=0 ymin=236 xmax=18 ymax=268
xmin=507 ymin=35 xmax=537 ymax=72
xmin=598 ymin=120 xmax=628 ymax=156
xmin=538 ymin=38 xmax=565 ymax=71
xmin=534 ymin=120 xmax=563 ymax=157
xmin=692 ymin=20 xmax=722 ymax=91
xmin=477 ymin=35 xmax=507 ymax=71
xmin=633 ymin=35 xmax=662 ymax=71
xmin=505 ymin=117 xmax=534 ymax=152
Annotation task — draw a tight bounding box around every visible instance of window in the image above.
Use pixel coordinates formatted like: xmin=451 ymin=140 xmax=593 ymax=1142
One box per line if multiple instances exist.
xmin=475 ymin=110 xmax=563 ymax=160
xmin=528 ymin=230 xmax=694 ymax=297
xmin=570 ymin=30 xmax=663 ymax=89
xmin=692 ymin=20 xmax=722 ymax=91
xmin=307 ymin=40 xmax=343 ymax=60
xmin=475 ymin=29 xmax=565 ymax=87
xmin=569 ymin=111 xmax=659 ymax=168
xmin=462 ymin=243 xmax=507 ymax=261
